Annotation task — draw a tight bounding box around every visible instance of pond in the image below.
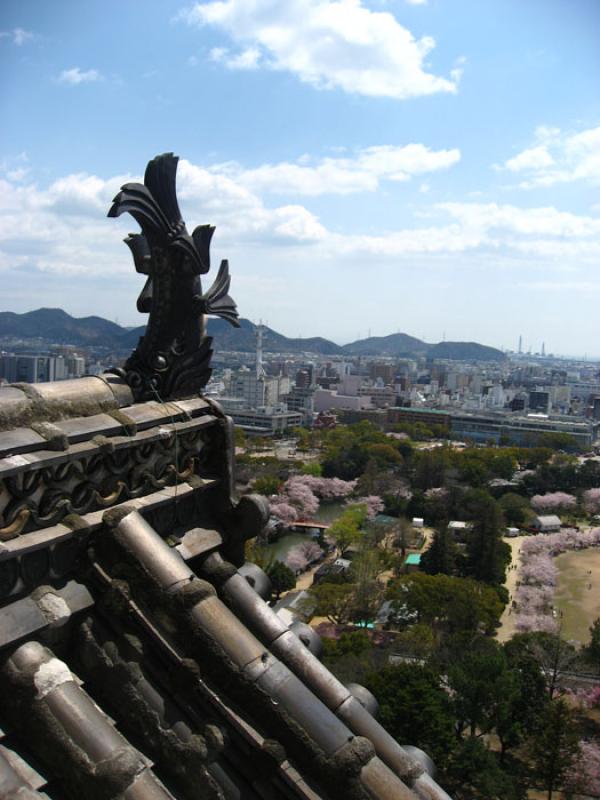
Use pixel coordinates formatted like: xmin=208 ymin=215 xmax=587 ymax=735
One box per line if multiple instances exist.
xmin=264 ymin=531 xmax=320 ymax=564
xmin=263 ymin=500 xmax=346 ymax=564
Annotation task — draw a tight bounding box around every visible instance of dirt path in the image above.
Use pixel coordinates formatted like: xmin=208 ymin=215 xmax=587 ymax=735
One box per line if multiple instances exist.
xmin=496 ymin=535 xmax=528 ymax=643
xmin=295 ymin=561 xmax=325 ymax=591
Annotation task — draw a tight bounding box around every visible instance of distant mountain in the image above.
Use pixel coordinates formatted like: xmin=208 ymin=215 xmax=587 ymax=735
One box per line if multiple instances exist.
xmin=0 ymin=308 xmax=128 ymax=347
xmin=343 ymin=332 xmax=429 ymax=357
xmin=206 ymin=319 xmax=344 ymax=355
xmin=0 ymin=308 xmax=505 ymax=362
xmin=427 ymin=341 xmax=506 ymax=362
xmin=66 ymin=315 xmax=344 ymax=356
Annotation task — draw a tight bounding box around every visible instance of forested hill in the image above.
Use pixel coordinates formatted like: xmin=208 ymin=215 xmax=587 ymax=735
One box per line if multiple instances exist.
xmin=0 ymin=308 xmax=505 ymax=361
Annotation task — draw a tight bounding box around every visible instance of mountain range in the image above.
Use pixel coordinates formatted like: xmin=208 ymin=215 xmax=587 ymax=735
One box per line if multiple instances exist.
xmin=0 ymin=308 xmax=506 ymax=362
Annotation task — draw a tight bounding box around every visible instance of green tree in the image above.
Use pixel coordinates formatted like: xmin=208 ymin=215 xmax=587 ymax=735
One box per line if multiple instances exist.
xmin=463 ymin=491 xmax=510 ymax=585
xmin=253 ymin=475 xmax=281 ymax=496
xmin=535 ymin=432 xmax=581 ymax=453
xmin=387 ymin=573 xmax=503 ymax=636
xmin=528 ymin=699 xmax=580 ymax=800
xmin=499 ymin=493 xmax=531 ymax=527
xmin=587 ymin=617 xmax=600 ymax=673
xmin=266 ymin=561 xmax=296 ymax=601
xmin=365 ymin=664 xmax=456 ymax=769
xmin=420 ymin=526 xmax=457 ymax=575
xmin=348 ymin=549 xmax=386 ymax=625
xmin=505 ymin=632 xmax=577 ymax=700
xmin=501 ymin=639 xmax=549 ymax=756
xmin=300 ymin=461 xmax=322 ymax=476
xmin=321 ymin=421 xmax=403 ymax=479
xmin=364 ymin=442 xmax=403 ymax=469
xmin=448 ymin=639 xmax=519 ymax=739
xmin=412 ymin=448 xmax=451 ymax=491
xmin=327 ymin=504 xmax=368 ymax=557
xmin=307 ymin=583 xmax=356 ymax=624
xmin=445 ymin=738 xmax=525 ymax=800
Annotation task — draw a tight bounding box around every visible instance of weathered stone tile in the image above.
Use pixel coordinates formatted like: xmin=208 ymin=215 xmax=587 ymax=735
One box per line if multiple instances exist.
xmin=0 ymin=524 xmax=73 ymax=560
xmin=0 ymin=596 xmax=48 ymax=650
xmin=52 ymin=413 xmax=124 ymax=443
xmin=0 ymin=428 xmax=46 ymax=458
xmin=119 ymin=401 xmax=185 ymax=430
xmin=176 ymin=527 xmax=222 ymax=560
xmin=171 ymin=397 xmax=210 ymax=418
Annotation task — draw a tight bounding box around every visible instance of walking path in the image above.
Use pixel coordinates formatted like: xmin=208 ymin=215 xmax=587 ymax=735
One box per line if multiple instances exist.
xmin=496 ymin=535 xmax=528 ymax=643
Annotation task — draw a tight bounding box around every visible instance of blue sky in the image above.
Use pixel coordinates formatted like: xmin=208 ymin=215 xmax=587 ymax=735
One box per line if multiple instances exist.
xmin=1 ymin=0 xmax=599 ymax=355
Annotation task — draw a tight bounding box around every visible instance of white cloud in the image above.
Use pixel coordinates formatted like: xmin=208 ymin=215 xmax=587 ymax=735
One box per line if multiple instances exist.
xmin=218 ymin=142 xmax=461 ymax=195
xmin=178 ymin=0 xmax=459 ymax=99
xmin=58 ymin=67 xmax=102 ymax=85
xmin=406 ymin=0 xmax=428 ymax=5
xmin=6 ymin=168 xmax=30 ymax=182
xmin=1 ymin=159 xmax=599 ymax=286
xmin=498 ymin=124 xmax=600 ymax=187
xmin=209 ymin=46 xmax=228 ymax=62
xmin=228 ymin=47 xmax=261 ymax=70
xmin=504 ymin=145 xmax=554 ymax=172
xmin=438 ymin=201 xmax=600 ymax=238
xmin=14 ymin=27 xmax=33 ymax=45
xmin=0 ymin=28 xmax=34 ymax=45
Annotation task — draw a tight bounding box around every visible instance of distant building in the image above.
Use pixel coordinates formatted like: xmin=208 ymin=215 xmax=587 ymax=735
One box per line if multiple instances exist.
xmin=313 ymin=389 xmax=372 ymax=413
xmin=285 ymin=384 xmax=315 ymax=417
xmin=404 ymin=554 xmax=421 ymax=573
xmin=312 ymin=558 xmax=352 ymax=585
xmin=369 ymin=363 xmax=396 ymax=383
xmin=218 ymin=399 xmax=304 ymax=435
xmin=386 ymin=406 xmax=451 ymax=431
xmin=272 ymin=590 xmax=315 ymax=625
xmin=450 ymin=410 xmax=597 ymax=448
xmin=529 ymin=390 xmax=550 ymax=413
xmin=0 ymin=353 xmax=85 ymax=383
xmin=313 ymin=411 xmax=337 ymax=429
xmin=448 ymin=521 xmax=470 ymax=533
xmin=532 ymin=515 xmax=562 ymax=533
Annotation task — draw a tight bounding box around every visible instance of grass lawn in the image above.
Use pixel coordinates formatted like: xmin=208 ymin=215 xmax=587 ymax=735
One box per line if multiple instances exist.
xmin=553 ymin=548 xmax=600 ymax=645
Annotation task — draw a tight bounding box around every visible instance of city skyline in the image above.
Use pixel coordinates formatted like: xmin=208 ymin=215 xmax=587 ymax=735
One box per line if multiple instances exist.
xmin=1 ymin=0 xmax=599 ymax=355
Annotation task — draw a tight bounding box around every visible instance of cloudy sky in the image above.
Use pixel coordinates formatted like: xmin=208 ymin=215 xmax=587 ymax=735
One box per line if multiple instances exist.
xmin=1 ymin=0 xmax=599 ymax=355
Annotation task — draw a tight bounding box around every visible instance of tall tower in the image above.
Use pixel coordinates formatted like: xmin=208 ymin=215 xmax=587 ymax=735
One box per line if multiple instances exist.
xmin=541 ymin=342 xmax=546 ymax=357
xmin=518 ymin=335 xmax=522 ymax=355
xmin=255 ymin=321 xmax=266 ymax=380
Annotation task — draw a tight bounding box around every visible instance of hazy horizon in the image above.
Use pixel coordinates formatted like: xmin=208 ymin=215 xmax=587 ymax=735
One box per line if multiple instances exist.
xmin=1 ymin=0 xmax=599 ymax=356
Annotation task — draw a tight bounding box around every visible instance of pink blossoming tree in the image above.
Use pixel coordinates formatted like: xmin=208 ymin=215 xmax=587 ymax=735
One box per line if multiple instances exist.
xmin=583 ymin=488 xmax=600 ymax=515
xmin=286 ymin=541 xmax=324 ymax=573
xmin=531 ymin=492 xmax=577 ymax=513
xmin=347 ymin=495 xmax=385 ymax=520
xmin=515 ymin=527 xmax=600 ymax=633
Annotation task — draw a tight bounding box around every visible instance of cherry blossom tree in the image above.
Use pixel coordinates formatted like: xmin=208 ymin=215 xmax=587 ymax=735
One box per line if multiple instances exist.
xmin=568 ymin=740 xmax=600 ymax=796
xmin=269 ymin=501 xmax=298 ymax=526
xmin=521 ymin=554 xmax=558 ymax=587
xmin=282 ymin=477 xmax=320 ymax=518
xmin=347 ymin=495 xmax=385 ymax=520
xmin=515 ymin=527 xmax=600 ymax=633
xmin=583 ymin=488 xmax=600 ymax=515
xmin=515 ymin=614 xmax=558 ymax=634
xmin=286 ymin=541 xmax=323 ymax=573
xmin=531 ymin=492 xmax=577 ymax=513
xmin=283 ymin=475 xmax=357 ymax=499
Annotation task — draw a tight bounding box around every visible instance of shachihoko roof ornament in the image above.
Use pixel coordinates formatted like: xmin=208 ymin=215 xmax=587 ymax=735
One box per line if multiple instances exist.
xmin=107 ymin=152 xmax=240 ymax=402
